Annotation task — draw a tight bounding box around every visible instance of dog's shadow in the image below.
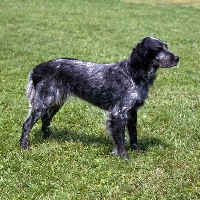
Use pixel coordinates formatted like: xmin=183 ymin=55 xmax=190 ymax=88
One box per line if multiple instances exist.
xmin=31 ymin=127 xmax=170 ymax=152
xmin=138 ymin=136 xmax=170 ymax=152
xmin=32 ymin=127 xmax=112 ymax=148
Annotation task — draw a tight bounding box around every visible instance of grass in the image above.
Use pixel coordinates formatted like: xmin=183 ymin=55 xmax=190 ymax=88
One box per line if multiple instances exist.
xmin=0 ymin=0 xmax=200 ymax=199
xmin=123 ymin=0 xmax=200 ymax=8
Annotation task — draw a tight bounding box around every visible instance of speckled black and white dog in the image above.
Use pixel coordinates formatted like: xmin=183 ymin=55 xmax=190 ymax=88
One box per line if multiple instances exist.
xmin=20 ymin=37 xmax=179 ymax=159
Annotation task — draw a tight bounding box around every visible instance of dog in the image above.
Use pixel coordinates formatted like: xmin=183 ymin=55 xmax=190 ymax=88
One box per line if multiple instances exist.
xmin=20 ymin=37 xmax=179 ymax=159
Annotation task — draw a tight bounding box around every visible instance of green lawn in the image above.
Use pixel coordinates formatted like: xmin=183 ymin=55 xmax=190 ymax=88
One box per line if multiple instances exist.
xmin=0 ymin=0 xmax=199 ymax=199
xmin=123 ymin=0 xmax=200 ymax=8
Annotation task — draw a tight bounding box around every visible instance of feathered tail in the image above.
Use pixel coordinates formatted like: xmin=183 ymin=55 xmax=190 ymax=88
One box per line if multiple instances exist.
xmin=26 ymin=71 xmax=35 ymax=108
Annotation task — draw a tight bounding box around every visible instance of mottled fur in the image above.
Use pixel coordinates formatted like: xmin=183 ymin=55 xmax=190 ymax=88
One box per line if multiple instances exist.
xmin=20 ymin=37 xmax=179 ymax=159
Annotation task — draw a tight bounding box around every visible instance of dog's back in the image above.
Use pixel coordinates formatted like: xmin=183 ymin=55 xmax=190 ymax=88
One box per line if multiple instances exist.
xmin=27 ymin=58 xmax=135 ymax=111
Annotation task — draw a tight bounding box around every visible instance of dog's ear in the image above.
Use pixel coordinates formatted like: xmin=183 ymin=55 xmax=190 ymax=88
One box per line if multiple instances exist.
xmin=130 ymin=41 xmax=149 ymax=67
xmin=130 ymin=37 xmax=162 ymax=68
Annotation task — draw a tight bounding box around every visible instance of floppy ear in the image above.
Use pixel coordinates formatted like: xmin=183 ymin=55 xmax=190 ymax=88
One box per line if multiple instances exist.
xmin=130 ymin=41 xmax=149 ymax=67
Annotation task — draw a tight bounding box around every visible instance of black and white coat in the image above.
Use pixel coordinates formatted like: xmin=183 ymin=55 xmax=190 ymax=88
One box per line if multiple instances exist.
xmin=20 ymin=37 xmax=179 ymax=159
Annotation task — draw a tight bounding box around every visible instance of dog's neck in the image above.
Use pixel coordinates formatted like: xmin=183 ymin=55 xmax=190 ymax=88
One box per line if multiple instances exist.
xmin=127 ymin=60 xmax=158 ymax=85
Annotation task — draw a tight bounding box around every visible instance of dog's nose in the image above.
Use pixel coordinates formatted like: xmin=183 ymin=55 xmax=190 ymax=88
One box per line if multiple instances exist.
xmin=175 ymin=56 xmax=179 ymax=63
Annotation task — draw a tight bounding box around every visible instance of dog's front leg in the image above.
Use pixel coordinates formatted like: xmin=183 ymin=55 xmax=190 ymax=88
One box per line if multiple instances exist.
xmin=127 ymin=108 xmax=140 ymax=151
xmin=108 ymin=113 xmax=129 ymax=159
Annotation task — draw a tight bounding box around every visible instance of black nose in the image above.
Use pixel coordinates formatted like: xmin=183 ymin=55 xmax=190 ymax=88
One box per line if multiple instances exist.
xmin=175 ymin=56 xmax=179 ymax=62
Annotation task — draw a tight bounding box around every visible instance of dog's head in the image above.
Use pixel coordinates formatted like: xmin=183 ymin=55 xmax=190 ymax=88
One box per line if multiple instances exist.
xmin=139 ymin=37 xmax=179 ymax=68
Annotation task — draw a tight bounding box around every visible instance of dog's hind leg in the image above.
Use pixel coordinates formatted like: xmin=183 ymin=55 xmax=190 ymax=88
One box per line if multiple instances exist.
xmin=107 ymin=112 xmax=129 ymax=160
xmin=20 ymin=108 xmax=46 ymax=149
xmin=41 ymin=104 xmax=63 ymax=139
xmin=20 ymin=82 xmax=59 ymax=149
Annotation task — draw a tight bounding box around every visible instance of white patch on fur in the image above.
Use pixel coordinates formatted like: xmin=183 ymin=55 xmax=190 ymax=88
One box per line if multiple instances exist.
xmin=150 ymin=36 xmax=159 ymax=41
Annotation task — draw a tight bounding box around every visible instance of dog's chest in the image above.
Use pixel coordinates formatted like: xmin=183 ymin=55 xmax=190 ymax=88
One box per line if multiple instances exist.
xmin=135 ymin=82 xmax=150 ymax=107
xmin=135 ymin=68 xmax=156 ymax=103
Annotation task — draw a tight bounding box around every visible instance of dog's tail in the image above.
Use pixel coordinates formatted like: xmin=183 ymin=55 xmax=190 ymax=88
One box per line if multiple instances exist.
xmin=26 ymin=71 xmax=35 ymax=108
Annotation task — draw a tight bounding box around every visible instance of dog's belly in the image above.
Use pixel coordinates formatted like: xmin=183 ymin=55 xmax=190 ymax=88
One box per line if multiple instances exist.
xmin=73 ymin=87 xmax=122 ymax=111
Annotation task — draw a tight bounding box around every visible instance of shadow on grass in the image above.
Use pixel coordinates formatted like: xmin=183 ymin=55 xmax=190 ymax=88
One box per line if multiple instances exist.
xmin=32 ymin=127 xmax=112 ymax=147
xmin=31 ymin=127 xmax=170 ymax=152
xmin=138 ymin=136 xmax=170 ymax=151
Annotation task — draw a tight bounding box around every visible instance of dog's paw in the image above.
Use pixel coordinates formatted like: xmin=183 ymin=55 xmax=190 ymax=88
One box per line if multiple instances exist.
xmin=20 ymin=141 xmax=30 ymax=150
xmin=42 ymin=126 xmax=51 ymax=140
xmin=120 ymin=151 xmax=130 ymax=161
xmin=111 ymin=148 xmax=130 ymax=160
xmin=131 ymin=143 xmax=141 ymax=152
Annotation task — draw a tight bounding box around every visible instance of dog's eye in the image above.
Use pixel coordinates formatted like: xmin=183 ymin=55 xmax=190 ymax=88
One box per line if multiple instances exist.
xmin=156 ymin=47 xmax=163 ymax=53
